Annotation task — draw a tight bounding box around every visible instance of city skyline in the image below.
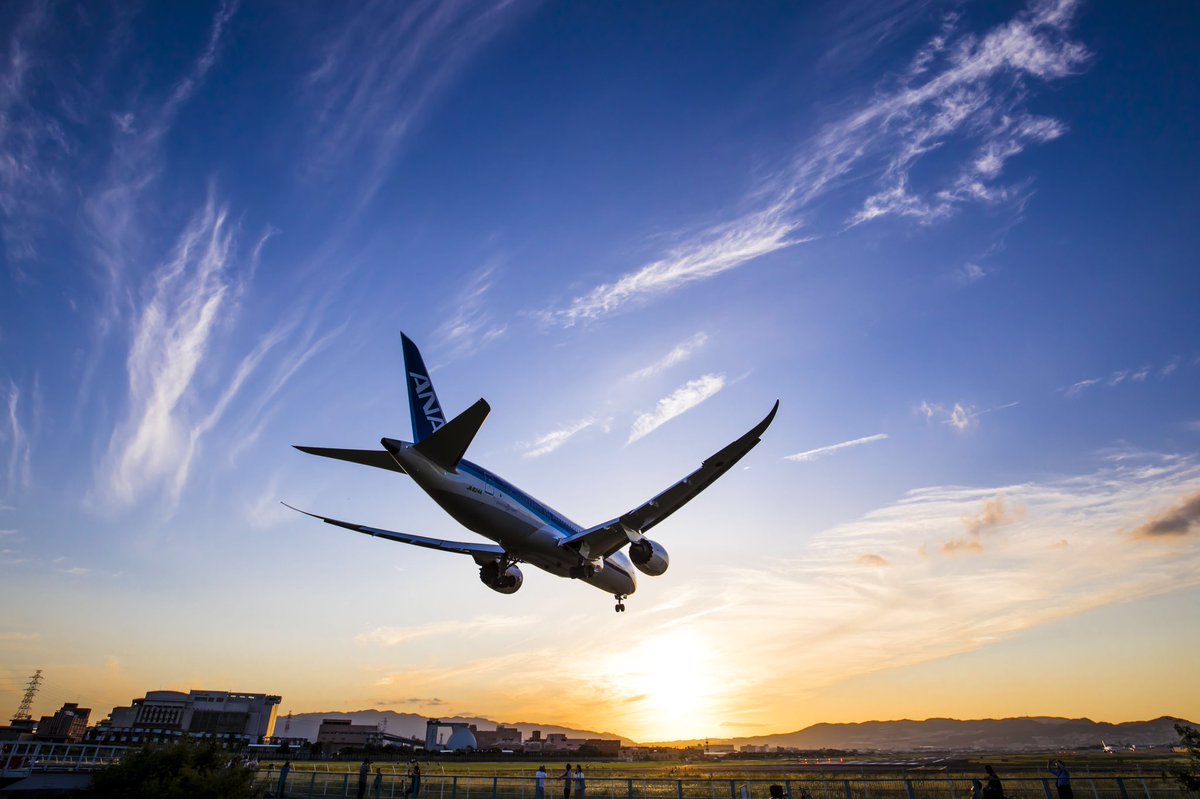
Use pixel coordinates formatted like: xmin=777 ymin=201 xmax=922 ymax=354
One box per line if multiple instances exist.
xmin=2 ymin=0 xmax=1198 ymax=744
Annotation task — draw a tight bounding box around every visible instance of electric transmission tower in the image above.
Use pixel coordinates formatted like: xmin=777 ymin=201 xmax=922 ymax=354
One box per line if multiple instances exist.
xmin=11 ymin=669 xmax=42 ymax=721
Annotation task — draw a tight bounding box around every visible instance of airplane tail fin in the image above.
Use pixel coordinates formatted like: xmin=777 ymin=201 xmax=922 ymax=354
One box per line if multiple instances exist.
xmin=412 ymin=398 xmax=491 ymax=471
xmin=401 ymin=333 xmax=447 ymax=443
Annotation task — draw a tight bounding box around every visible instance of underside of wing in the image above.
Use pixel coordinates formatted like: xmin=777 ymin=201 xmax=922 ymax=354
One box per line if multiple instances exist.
xmin=293 ymin=446 xmax=406 ymax=474
xmin=561 ymin=401 xmax=779 ymax=559
xmin=282 ymin=503 xmax=505 ymax=565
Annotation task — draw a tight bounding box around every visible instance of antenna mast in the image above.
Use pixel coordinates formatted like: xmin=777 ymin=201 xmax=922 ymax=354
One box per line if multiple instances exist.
xmin=12 ymin=669 xmax=42 ymax=722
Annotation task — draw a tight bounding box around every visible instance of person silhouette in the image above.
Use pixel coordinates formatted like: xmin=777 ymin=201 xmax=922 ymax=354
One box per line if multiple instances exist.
xmin=1049 ymin=760 xmax=1073 ymax=799
xmin=561 ymin=764 xmax=573 ymax=799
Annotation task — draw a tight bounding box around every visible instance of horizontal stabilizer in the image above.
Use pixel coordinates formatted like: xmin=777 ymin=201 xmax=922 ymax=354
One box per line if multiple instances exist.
xmin=412 ymin=398 xmax=490 ymax=472
xmin=293 ymin=446 xmax=406 ymax=474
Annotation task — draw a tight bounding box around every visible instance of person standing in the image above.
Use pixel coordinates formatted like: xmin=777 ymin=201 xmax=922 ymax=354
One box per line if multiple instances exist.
xmin=409 ymin=761 xmax=423 ymax=799
xmin=983 ymin=765 xmax=1004 ymax=799
xmin=560 ymin=764 xmax=573 ymax=799
xmin=358 ymin=759 xmax=371 ymax=799
xmin=374 ymin=767 xmax=385 ymax=799
xmin=277 ymin=760 xmax=291 ymax=798
xmin=574 ymin=764 xmax=586 ymax=799
xmin=1049 ymin=760 xmax=1073 ymax=799
xmin=535 ymin=765 xmax=547 ymax=799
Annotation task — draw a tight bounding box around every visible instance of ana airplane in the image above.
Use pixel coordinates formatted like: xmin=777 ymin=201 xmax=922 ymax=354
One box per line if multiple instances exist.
xmin=286 ymin=333 xmax=777 ymax=612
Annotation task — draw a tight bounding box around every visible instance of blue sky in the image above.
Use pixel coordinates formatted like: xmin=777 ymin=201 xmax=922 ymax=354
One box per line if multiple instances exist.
xmin=2 ymin=0 xmax=1199 ymax=742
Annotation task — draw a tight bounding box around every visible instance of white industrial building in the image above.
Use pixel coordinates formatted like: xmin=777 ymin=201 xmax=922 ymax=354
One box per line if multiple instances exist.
xmin=90 ymin=689 xmax=280 ymax=746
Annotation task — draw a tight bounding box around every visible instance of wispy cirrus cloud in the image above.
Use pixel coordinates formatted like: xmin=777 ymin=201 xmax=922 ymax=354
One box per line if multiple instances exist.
xmin=628 ymin=374 xmax=725 ymax=445
xmin=543 ymin=0 xmax=1088 ymax=326
xmin=3 ymin=382 xmax=32 ymax=497
xmin=786 ymin=433 xmax=888 ymax=463
xmin=1063 ymin=356 xmax=1193 ymax=398
xmin=0 ymin=3 xmax=70 ymax=266
xmin=95 ymin=194 xmax=265 ymax=509
xmin=647 ymin=453 xmax=1200 ymax=706
xmin=917 ymin=400 xmax=1018 ymax=430
xmin=522 ymin=417 xmax=599 ymax=459
xmin=627 ymin=333 xmax=710 ymax=382
xmin=86 ymin=0 xmax=240 ymax=301
xmin=434 ymin=261 xmax=509 ymax=359
xmin=549 ymin=205 xmax=802 ymax=326
xmin=302 ymin=0 xmax=530 ymax=212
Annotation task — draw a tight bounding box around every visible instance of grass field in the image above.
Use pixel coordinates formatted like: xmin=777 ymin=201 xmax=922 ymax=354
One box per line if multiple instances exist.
xmin=269 ymin=751 xmax=1187 ymax=779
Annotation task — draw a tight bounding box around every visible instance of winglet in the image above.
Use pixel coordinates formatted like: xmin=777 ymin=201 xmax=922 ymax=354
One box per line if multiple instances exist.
xmin=411 ymin=397 xmax=491 ymax=472
xmin=702 ymin=399 xmax=778 ymax=469
xmin=401 ymin=333 xmax=446 ymax=443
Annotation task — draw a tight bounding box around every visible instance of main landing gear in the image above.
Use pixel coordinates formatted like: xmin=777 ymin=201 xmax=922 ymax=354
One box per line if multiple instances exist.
xmin=614 ymin=595 xmax=627 ymax=613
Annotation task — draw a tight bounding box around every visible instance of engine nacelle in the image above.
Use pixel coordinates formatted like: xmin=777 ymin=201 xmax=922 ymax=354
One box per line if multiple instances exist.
xmin=479 ymin=561 xmax=523 ymax=594
xmin=629 ymin=538 xmax=669 ymax=576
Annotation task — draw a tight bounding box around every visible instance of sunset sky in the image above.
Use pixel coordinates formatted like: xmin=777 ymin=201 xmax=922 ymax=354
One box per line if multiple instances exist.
xmin=2 ymin=0 xmax=1199 ymax=744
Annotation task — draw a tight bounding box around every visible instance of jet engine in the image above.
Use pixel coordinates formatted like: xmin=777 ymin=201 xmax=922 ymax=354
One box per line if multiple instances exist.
xmin=479 ymin=560 xmax=523 ymax=594
xmin=629 ymin=538 xmax=669 ymax=576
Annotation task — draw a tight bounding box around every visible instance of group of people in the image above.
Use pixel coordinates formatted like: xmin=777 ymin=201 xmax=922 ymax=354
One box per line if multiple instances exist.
xmin=355 ymin=758 xmax=422 ymax=799
xmin=970 ymin=761 xmax=1073 ymax=799
xmin=533 ymin=764 xmax=586 ymax=799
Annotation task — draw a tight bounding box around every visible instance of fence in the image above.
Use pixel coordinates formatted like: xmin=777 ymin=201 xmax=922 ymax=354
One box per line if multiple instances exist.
xmin=250 ymin=773 xmax=1187 ymax=799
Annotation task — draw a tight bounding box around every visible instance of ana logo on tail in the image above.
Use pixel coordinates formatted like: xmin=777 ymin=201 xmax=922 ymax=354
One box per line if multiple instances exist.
xmin=409 ymin=371 xmax=445 ymax=431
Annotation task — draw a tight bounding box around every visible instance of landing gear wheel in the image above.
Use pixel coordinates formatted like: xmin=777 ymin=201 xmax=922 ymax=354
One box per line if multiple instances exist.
xmin=614 ymin=596 xmax=626 ymax=613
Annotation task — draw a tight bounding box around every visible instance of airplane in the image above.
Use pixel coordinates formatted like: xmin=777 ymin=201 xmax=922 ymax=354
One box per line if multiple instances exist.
xmin=285 ymin=333 xmax=777 ymax=612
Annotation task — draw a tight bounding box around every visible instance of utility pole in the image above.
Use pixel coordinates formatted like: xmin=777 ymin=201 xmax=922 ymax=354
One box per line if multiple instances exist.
xmin=11 ymin=669 xmax=42 ymax=722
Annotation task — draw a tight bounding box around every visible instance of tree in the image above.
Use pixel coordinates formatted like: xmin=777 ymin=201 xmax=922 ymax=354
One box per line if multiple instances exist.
xmin=87 ymin=741 xmax=261 ymax=799
xmin=1171 ymin=723 xmax=1200 ymax=793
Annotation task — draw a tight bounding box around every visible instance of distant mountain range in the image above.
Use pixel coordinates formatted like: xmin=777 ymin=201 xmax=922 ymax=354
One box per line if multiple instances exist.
xmin=657 ymin=716 xmax=1194 ymax=751
xmin=274 ymin=710 xmax=636 ymax=746
xmin=276 ymin=712 xmax=1192 ymax=752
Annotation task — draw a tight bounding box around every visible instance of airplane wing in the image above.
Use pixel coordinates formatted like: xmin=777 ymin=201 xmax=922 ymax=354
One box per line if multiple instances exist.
xmin=282 ymin=503 xmax=505 ymax=565
xmin=294 ymin=446 xmax=406 ymax=474
xmin=560 ymin=401 xmax=779 ymax=559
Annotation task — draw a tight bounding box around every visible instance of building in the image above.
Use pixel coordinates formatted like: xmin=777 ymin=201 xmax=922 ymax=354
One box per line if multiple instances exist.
xmin=90 ymin=690 xmax=280 ymax=746
xmin=523 ymin=731 xmax=620 ymax=756
xmin=35 ymin=703 xmax=90 ymax=742
xmin=317 ymin=719 xmax=381 ymax=754
xmin=472 ymin=725 xmax=522 ymax=750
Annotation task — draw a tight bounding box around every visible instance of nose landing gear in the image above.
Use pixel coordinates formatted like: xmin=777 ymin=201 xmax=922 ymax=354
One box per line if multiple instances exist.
xmin=614 ymin=595 xmax=627 ymax=613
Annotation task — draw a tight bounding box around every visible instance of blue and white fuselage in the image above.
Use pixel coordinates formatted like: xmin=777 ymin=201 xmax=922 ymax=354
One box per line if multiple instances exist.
xmin=288 ymin=332 xmax=776 ymax=612
xmin=383 ymin=436 xmax=637 ymax=598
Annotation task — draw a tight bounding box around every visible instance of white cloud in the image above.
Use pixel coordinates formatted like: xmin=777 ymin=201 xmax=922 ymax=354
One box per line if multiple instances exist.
xmin=549 ymin=205 xmax=800 ymax=326
xmin=948 ymin=402 xmax=972 ymax=430
xmin=522 ymin=417 xmax=598 ymax=459
xmin=956 ymin=262 xmax=987 ymax=284
xmin=544 ymin=0 xmax=1088 ymax=325
xmin=628 ymin=333 xmax=710 ymax=382
xmin=786 ymin=433 xmax=888 ymax=463
xmin=664 ymin=452 xmax=1200 ymax=698
xmin=435 ymin=260 xmax=508 ymax=358
xmin=1064 ymin=378 xmax=1100 ymax=398
xmin=303 ymin=0 xmax=529 ymax=212
xmin=628 ymin=374 xmax=725 ymax=445
xmin=3 ymin=382 xmax=32 ymax=496
xmin=96 ymin=195 xmax=254 ymax=509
